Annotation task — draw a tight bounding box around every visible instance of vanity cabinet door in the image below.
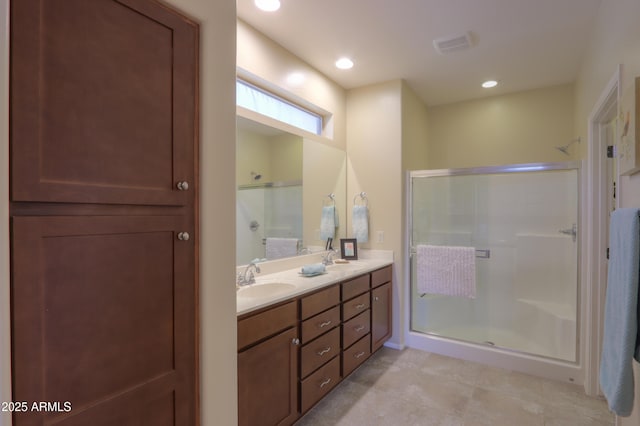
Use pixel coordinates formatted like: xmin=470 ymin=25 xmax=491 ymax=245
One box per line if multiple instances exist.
xmin=238 ymin=327 xmax=299 ymax=426
xmin=371 ymin=282 xmax=392 ymax=352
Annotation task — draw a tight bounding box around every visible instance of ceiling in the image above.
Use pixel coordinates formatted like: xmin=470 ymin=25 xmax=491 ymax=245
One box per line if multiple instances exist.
xmin=236 ymin=0 xmax=602 ymax=107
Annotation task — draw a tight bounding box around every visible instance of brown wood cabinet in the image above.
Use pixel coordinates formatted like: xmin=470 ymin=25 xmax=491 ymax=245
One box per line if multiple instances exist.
xmin=371 ymin=266 xmax=393 ymax=352
xmin=10 ymin=1 xmax=199 ymax=425
xmin=237 ymin=264 xmax=393 ymax=424
xmin=238 ymin=302 xmax=298 ymax=426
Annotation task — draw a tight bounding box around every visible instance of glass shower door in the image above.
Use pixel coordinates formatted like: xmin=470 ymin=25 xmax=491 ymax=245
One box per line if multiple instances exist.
xmin=410 ymin=164 xmax=579 ymax=362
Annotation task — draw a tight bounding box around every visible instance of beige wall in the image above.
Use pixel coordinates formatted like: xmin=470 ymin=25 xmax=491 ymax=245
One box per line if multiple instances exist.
xmin=575 ymin=0 xmax=640 ymax=209
xmin=427 ymin=84 xmax=576 ymax=169
xmin=237 ymin=20 xmax=347 ymax=151
xmin=0 ymin=1 xmax=238 ymax=426
xmin=302 ymin=139 xmax=347 ymax=246
xmin=346 ymin=80 xmax=405 ymax=346
xmin=270 ymin=133 xmax=303 ymax=182
xmin=575 ymin=1 xmax=640 ymax=423
xmin=402 ymin=81 xmax=430 ymax=172
xmin=236 ymin=129 xmax=302 ymax=186
xmin=237 ymin=128 xmax=274 ymax=185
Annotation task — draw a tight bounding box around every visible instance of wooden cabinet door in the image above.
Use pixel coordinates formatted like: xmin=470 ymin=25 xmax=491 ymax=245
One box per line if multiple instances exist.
xmin=371 ymin=282 xmax=392 ymax=352
xmin=10 ymin=0 xmax=197 ymax=206
xmin=238 ymin=327 xmax=299 ymax=426
xmin=11 ymin=215 xmax=196 ymax=426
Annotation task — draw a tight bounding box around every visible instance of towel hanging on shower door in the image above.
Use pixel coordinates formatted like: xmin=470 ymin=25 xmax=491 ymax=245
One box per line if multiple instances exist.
xmin=416 ymin=244 xmax=476 ymax=298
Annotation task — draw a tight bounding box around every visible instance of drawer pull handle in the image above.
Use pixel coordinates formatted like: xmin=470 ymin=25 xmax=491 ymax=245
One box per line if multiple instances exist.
xmin=319 ymin=378 xmax=331 ymax=388
xmin=354 ymin=325 xmax=366 ymax=332
xmin=319 ymin=320 xmax=332 ymax=328
xmin=355 ymin=303 xmax=366 ymax=309
xmin=317 ymin=347 xmax=331 ymax=356
xmin=355 ymin=351 xmax=366 ymax=359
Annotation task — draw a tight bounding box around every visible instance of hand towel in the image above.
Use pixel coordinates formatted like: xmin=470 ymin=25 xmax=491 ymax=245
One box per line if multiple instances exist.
xmin=600 ymin=208 xmax=640 ymax=417
xmin=265 ymin=237 xmax=299 ymax=260
xmin=301 ymin=263 xmax=326 ymax=275
xmin=320 ymin=206 xmax=337 ymax=240
xmin=352 ymin=205 xmax=369 ymax=243
xmin=416 ymin=244 xmax=476 ymax=298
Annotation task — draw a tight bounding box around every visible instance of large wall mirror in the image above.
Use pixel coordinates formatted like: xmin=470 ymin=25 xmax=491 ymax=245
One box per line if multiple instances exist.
xmin=236 ymin=113 xmax=347 ymax=265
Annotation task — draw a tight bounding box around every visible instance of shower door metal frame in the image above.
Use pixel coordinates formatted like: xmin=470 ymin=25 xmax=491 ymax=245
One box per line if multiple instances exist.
xmin=407 ymin=161 xmax=582 ymax=363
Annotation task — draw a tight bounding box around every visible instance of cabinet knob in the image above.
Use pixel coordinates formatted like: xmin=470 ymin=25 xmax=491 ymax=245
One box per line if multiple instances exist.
xmin=177 ymin=232 xmax=190 ymax=241
xmin=176 ymin=181 xmax=189 ymax=191
xmin=292 ymin=338 xmax=300 ymax=345
xmin=374 ymin=296 xmax=380 ymax=301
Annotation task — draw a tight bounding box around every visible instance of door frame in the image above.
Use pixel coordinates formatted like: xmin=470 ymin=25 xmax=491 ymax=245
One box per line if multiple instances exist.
xmin=583 ymin=65 xmax=620 ymax=396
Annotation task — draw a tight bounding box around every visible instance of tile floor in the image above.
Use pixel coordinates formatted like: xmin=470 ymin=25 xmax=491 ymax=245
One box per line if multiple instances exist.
xmin=296 ymin=347 xmax=614 ymax=426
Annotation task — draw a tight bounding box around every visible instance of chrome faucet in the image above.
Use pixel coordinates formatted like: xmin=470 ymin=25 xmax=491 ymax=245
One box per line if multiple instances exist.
xmin=237 ymin=262 xmax=261 ymax=288
xmin=322 ymin=249 xmax=337 ymax=266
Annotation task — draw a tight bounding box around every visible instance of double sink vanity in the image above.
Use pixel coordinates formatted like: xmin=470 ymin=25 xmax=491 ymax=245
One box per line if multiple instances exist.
xmin=237 ymin=254 xmax=393 ymax=426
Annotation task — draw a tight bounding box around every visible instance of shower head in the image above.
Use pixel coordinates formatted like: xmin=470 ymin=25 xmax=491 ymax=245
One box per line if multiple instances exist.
xmin=555 ymin=137 xmax=581 ymax=156
xmin=250 ymin=171 xmax=262 ymax=181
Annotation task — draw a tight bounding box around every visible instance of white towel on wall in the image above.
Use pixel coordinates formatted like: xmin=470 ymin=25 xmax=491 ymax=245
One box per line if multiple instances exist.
xmin=266 ymin=237 xmax=299 ymax=260
xmin=319 ymin=206 xmax=337 ymax=240
xmin=352 ymin=205 xmax=369 ymax=243
xmin=416 ymin=244 xmax=476 ymax=298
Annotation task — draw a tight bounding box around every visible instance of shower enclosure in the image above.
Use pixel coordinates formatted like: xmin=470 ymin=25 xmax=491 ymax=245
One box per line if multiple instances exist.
xmin=409 ymin=162 xmax=579 ymax=364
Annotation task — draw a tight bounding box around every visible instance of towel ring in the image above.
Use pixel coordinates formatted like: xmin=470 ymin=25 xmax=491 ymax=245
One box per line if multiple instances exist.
xmin=323 ymin=193 xmax=336 ymax=207
xmin=353 ymin=191 xmax=368 ymax=207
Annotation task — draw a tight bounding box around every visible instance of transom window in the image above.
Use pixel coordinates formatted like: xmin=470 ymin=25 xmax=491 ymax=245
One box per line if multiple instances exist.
xmin=236 ymin=79 xmax=323 ymax=135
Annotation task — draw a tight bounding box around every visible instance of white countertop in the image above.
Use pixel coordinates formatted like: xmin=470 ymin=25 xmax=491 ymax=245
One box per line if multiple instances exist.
xmin=237 ymin=254 xmax=393 ymax=316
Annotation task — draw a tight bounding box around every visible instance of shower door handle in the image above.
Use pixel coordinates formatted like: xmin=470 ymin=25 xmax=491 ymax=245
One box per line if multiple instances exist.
xmin=558 ymin=223 xmax=577 ymax=242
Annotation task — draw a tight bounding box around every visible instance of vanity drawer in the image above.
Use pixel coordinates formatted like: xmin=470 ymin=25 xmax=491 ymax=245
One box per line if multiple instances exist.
xmin=342 ymin=334 xmax=371 ymax=377
xmin=371 ymin=265 xmax=392 ymax=288
xmin=341 ymin=274 xmax=370 ymax=301
xmin=238 ymin=301 xmax=297 ymax=351
xmin=300 ymin=355 xmax=340 ymax=414
xmin=301 ymin=305 xmax=340 ymax=344
xmin=342 ymin=310 xmax=370 ymax=349
xmin=342 ymin=292 xmax=370 ymax=322
xmin=300 ymin=285 xmax=340 ymax=320
xmin=300 ymin=327 xmax=340 ymax=378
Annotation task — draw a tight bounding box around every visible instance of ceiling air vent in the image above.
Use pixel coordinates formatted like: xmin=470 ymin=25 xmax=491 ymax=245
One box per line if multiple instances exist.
xmin=433 ymin=32 xmax=472 ymax=54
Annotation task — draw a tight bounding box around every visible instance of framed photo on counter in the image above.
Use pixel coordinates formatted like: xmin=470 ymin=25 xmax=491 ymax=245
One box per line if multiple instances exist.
xmin=340 ymin=238 xmax=358 ymax=260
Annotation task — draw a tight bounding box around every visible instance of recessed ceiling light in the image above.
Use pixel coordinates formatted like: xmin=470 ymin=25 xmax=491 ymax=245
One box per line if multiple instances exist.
xmin=335 ymin=57 xmax=354 ymax=70
xmin=482 ymin=80 xmax=498 ymax=88
xmin=255 ymin=0 xmax=280 ymax=12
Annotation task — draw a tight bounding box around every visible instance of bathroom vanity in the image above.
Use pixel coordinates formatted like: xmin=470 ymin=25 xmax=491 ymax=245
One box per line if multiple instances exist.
xmin=237 ymin=258 xmax=392 ymax=426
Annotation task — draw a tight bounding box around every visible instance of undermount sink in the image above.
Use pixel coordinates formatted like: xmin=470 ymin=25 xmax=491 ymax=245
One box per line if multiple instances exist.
xmin=237 ymin=282 xmax=296 ymax=298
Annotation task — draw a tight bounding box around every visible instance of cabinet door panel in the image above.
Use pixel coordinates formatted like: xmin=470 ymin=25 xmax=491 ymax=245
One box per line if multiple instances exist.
xmin=372 ymin=282 xmax=392 ymax=352
xmin=11 ymin=215 xmax=195 ymax=426
xmin=11 ymin=0 xmax=197 ymax=205
xmin=238 ymin=327 xmax=298 ymax=426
